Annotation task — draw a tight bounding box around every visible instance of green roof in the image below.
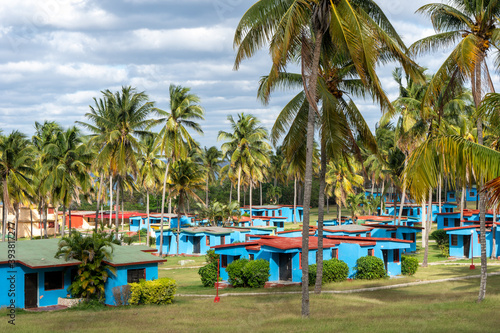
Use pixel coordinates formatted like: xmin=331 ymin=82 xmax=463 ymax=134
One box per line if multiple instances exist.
xmin=0 ymin=238 xmax=80 ymax=268
xmin=0 ymin=238 xmax=164 ymax=269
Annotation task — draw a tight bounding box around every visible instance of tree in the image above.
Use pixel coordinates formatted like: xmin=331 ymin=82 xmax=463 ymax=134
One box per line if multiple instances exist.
xmin=167 ymin=158 xmax=205 ymax=255
xmin=0 ymin=131 xmax=34 ymax=241
xmin=138 ymin=133 xmax=165 ymax=246
xmin=346 ymin=193 xmax=366 ymax=222
xmin=201 ymin=146 xmax=223 ymax=207
xmin=154 ymin=84 xmax=204 ymax=256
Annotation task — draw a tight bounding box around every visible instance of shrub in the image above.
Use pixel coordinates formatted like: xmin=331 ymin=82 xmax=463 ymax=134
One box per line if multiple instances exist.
xmin=430 ymin=229 xmax=449 ymax=256
xmin=323 ymin=258 xmax=349 ymax=283
xmin=401 ymin=256 xmax=419 ymax=275
xmin=226 ymin=259 xmax=249 ymax=287
xmin=205 ymin=249 xmax=219 ymax=265
xmin=112 ymin=285 xmax=132 ymax=306
xmin=198 ymin=262 xmax=218 ymax=287
xmin=242 ymin=259 xmax=270 ymax=288
xmin=308 ymin=259 xmax=349 ymax=285
xmin=129 ymin=278 xmax=177 ymax=305
xmin=355 ymin=256 xmax=386 ymax=280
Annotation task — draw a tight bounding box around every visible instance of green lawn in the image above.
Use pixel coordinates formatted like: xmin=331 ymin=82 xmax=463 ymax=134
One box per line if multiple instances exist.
xmin=4 ymin=275 xmax=500 ymax=332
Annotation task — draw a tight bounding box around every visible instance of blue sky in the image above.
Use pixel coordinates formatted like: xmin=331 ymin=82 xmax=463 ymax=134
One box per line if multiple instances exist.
xmin=0 ymin=0 xmax=494 ymax=148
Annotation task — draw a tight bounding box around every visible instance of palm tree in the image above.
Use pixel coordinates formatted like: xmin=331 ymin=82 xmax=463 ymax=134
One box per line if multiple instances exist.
xmin=0 ymin=131 xmax=35 ymax=241
xmin=411 ymin=1 xmax=500 ymax=301
xmin=167 ymin=158 xmax=205 ymax=255
xmin=78 ymin=86 xmax=156 ymax=233
xmin=218 ymin=113 xmax=271 ymax=209
xmin=346 ymin=193 xmax=366 ymax=223
xmin=201 ymin=146 xmax=223 ymax=207
xmin=153 ymin=84 xmax=204 ymax=256
xmin=42 ymin=127 xmax=92 ymax=237
xmin=138 ymin=133 xmax=165 ymax=246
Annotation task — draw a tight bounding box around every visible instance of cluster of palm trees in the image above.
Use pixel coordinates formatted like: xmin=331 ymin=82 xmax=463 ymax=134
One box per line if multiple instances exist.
xmin=233 ymin=0 xmax=500 ymax=316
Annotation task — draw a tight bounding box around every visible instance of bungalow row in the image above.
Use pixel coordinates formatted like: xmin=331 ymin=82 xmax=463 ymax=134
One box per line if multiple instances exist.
xmin=154 ymin=226 xmax=276 ymax=256
xmin=436 ymin=209 xmax=500 ymax=230
xmin=240 ymin=205 xmax=304 ymax=223
xmin=129 ymin=213 xmax=194 ymax=232
xmin=0 ymin=239 xmax=165 ymax=309
xmin=382 ymin=202 xmax=457 ymax=222
xmin=446 ymin=187 xmax=479 ymax=202
xmin=444 ymin=223 xmax=500 ymax=259
xmin=212 ymin=234 xmax=412 ymax=283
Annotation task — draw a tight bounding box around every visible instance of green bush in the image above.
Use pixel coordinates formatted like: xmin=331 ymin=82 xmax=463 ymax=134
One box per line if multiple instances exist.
xmin=242 ymin=259 xmax=270 ymax=288
xmin=226 ymin=259 xmax=249 ymax=287
xmin=205 ymin=249 xmax=220 ymax=265
xmin=323 ymin=258 xmax=349 ymax=282
xmin=129 ymin=278 xmax=177 ymax=305
xmin=198 ymin=262 xmax=218 ymax=287
xmin=430 ymin=229 xmax=449 ymax=256
xmin=401 ymin=256 xmax=419 ymax=275
xmin=308 ymin=259 xmax=349 ymax=285
xmin=355 ymin=256 xmax=386 ymax=280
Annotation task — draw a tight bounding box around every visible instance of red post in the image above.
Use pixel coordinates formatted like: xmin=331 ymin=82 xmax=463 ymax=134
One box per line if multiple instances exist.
xmin=470 ymin=230 xmax=475 ymax=270
xmin=214 ymin=258 xmax=220 ymax=302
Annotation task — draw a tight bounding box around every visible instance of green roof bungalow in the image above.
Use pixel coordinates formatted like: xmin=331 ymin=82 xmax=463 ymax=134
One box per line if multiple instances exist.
xmin=0 ymin=239 xmax=165 ymax=309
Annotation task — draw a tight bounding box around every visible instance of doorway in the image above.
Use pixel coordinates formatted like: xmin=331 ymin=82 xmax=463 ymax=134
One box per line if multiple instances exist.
xmin=24 ymin=273 xmax=38 ymax=309
xmin=382 ymin=250 xmax=388 ymax=272
xmin=193 ymin=236 xmax=201 ymax=254
xmin=279 ymin=253 xmax=292 ymax=281
xmin=463 ymin=235 xmax=471 ymax=258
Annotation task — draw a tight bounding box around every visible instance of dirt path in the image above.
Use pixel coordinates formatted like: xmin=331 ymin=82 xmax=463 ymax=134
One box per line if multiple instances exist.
xmin=176 ymin=271 xmax=500 ymax=298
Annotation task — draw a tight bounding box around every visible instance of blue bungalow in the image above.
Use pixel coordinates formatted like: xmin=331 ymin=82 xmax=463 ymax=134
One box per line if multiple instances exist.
xmin=0 ymin=239 xmax=165 ymax=309
xmin=436 ymin=212 xmax=462 ymax=229
xmin=364 ymin=224 xmax=422 ymax=252
xmin=327 ymin=235 xmax=411 ymax=277
xmin=278 ymin=205 xmax=304 ymax=222
xmin=445 ymin=226 xmax=493 ymax=258
xmin=129 ymin=213 xmax=191 ymax=232
xmin=240 ymin=205 xmax=281 ymax=219
xmin=446 ymin=187 xmax=478 ymax=202
xmin=319 ymin=224 xmax=373 ymax=237
xmin=155 ymin=227 xmax=233 ymax=256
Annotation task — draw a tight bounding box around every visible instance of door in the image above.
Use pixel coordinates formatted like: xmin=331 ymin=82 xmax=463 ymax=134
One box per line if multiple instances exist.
xmin=24 ymin=273 xmax=38 ymax=309
xmin=193 ymin=236 xmax=201 ymax=254
xmin=382 ymin=250 xmax=388 ymax=272
xmin=279 ymin=253 xmax=292 ymax=281
xmin=463 ymin=235 xmax=471 ymax=258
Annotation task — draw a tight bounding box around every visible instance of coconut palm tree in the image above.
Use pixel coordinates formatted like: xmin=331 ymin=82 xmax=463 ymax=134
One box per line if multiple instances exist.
xmin=42 ymin=127 xmax=92 ymax=237
xmin=201 ymin=146 xmax=223 ymax=207
xmin=0 ymin=131 xmax=35 ymax=241
xmin=153 ymin=84 xmax=204 ymax=256
xmin=167 ymin=158 xmax=205 ymax=255
xmin=138 ymin=133 xmax=165 ymax=246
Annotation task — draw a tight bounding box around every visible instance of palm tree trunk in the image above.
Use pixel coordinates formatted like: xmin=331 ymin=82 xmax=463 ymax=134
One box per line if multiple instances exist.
xmin=260 ymin=182 xmax=262 ymax=206
xmin=380 ymin=181 xmax=385 ymax=216
xmin=477 ymin=80 xmax=487 ymax=301
xmin=237 ymin=167 xmax=241 ymax=205
xmin=338 ymin=201 xmax=341 ymax=221
xmin=2 ymin=179 xmax=9 ymax=242
xmin=61 ymin=206 xmax=66 ymax=237
xmin=315 ymin=143 xmax=326 ymax=294
xmin=69 ymin=207 xmax=72 ymax=232
xmin=95 ymin=176 xmax=102 ymax=233
xmin=249 ymin=180 xmax=253 ymax=226
xmin=491 ymin=208 xmax=496 ymax=260
xmin=146 ymin=190 xmax=150 ymax=247
xmin=109 ymin=174 xmax=113 ymax=228
xmin=398 ymin=161 xmax=408 ymax=225
xmin=176 ymin=195 xmax=183 ymax=256
xmin=52 ymin=205 xmax=56 ymax=238
xmin=293 ymin=177 xmax=297 ymax=223
xmin=121 ymin=199 xmax=124 ymax=231
xmin=14 ymin=204 xmax=19 ymax=241
xmin=229 ymin=182 xmax=232 ymax=204
xmin=423 ymin=188 xmax=432 ymax=267
xmin=326 ymin=194 xmax=329 ymax=214
xmin=460 ymin=183 xmax=466 ymax=225
xmin=438 ymin=176 xmax=442 ymax=213
xmin=115 ymin=179 xmax=120 ymax=234
xmin=159 ymin=161 xmax=170 ymax=257
xmin=30 ymin=207 xmax=33 ymax=240
xmin=206 ymin=177 xmax=209 ymax=207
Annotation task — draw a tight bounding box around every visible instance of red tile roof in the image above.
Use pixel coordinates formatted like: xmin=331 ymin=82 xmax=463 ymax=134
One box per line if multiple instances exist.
xmin=326 ymin=235 xmax=413 ymax=243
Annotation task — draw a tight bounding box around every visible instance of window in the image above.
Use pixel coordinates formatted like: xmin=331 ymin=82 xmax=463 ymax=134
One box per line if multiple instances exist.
xmin=44 ymin=271 xmax=64 ymax=290
xmin=391 ymin=232 xmax=396 ymax=238
xmin=127 ymin=269 xmax=145 ymax=283
xmin=478 ymin=234 xmax=481 ymax=243
xmin=332 ymin=248 xmax=338 ymax=259
xmin=245 ymin=234 xmax=250 ymax=242
xmin=249 ymin=254 xmax=254 ymax=261
xmin=393 ymin=249 xmax=400 ymax=263
xmin=279 ymin=210 xmax=282 ymax=216
xmin=454 ymin=219 xmax=461 ymax=227
xmin=221 ymin=255 xmax=228 ymax=268
xmin=450 ymin=193 xmax=455 ymax=199
xmin=206 ymin=236 xmax=210 ymax=246
xmin=444 ymin=218 xmax=449 ymax=227
xmin=451 ymin=235 xmax=458 ymax=246
xmin=299 ymin=253 xmax=302 ymax=269
xmin=470 ymin=191 xmax=476 ymax=197
xmin=410 ymin=233 xmax=416 ymax=242
xmin=368 ymin=249 xmax=374 ymax=256
xmin=221 ymin=236 xmax=225 ymax=245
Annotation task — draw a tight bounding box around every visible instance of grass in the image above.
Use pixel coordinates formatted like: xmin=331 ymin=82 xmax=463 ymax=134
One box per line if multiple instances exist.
xmin=3 ymin=275 xmax=500 ymax=332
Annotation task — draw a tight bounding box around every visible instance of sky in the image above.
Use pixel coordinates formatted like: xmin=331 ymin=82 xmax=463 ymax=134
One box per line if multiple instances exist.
xmin=0 ymin=0 xmax=494 ymax=148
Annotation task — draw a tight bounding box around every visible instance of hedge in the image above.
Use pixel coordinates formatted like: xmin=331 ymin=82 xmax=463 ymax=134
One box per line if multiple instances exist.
xmin=308 ymin=258 xmax=349 ymax=285
xmin=355 ymin=256 xmax=386 ymax=280
xmin=401 ymin=256 xmax=419 ymax=275
xmin=129 ymin=278 xmax=177 ymax=305
xmin=242 ymin=259 xmax=270 ymax=288
xmin=226 ymin=259 xmax=249 ymax=287
xmin=198 ymin=262 xmax=218 ymax=287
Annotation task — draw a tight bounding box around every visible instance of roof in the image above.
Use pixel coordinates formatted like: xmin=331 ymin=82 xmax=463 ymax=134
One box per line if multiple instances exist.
xmin=326 ymin=235 xmax=413 ymax=244
xmin=212 ymin=236 xmax=340 ymax=251
xmin=0 ymin=238 xmax=81 ymax=268
xmin=319 ymin=224 xmax=373 ymax=233
xmin=361 ymin=223 xmax=423 ymax=230
xmin=356 ymin=216 xmax=394 ymax=222
xmin=179 ymin=227 xmax=232 ymax=235
xmin=241 ymin=205 xmax=281 ymax=210
xmin=0 ymin=238 xmax=166 ymax=269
